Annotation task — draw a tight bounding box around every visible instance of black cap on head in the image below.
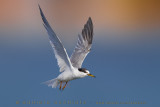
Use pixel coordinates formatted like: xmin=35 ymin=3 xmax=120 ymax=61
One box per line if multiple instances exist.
xmin=78 ymin=68 xmax=87 ymax=73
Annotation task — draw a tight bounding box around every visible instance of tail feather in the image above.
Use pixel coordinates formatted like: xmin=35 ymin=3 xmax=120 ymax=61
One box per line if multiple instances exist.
xmin=42 ymin=78 xmax=59 ymax=88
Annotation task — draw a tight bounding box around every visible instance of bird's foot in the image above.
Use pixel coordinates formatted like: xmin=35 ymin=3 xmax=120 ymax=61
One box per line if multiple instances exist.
xmin=59 ymin=81 xmax=62 ymax=90
xmin=62 ymin=81 xmax=68 ymax=90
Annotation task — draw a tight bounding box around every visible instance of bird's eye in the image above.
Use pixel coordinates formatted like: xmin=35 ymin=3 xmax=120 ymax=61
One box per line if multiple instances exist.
xmin=83 ymin=71 xmax=87 ymax=73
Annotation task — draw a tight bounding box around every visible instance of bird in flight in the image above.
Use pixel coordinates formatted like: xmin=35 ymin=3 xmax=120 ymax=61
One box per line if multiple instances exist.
xmin=39 ymin=5 xmax=95 ymax=90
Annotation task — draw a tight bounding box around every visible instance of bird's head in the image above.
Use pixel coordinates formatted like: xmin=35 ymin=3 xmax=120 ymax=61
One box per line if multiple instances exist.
xmin=78 ymin=68 xmax=96 ymax=78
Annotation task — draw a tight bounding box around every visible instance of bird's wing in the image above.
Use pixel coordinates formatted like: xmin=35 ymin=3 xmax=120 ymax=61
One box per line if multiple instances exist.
xmin=70 ymin=17 xmax=93 ymax=68
xmin=39 ymin=5 xmax=73 ymax=72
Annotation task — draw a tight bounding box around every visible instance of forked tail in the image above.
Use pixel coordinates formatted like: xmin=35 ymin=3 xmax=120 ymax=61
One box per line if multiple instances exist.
xmin=42 ymin=78 xmax=59 ymax=88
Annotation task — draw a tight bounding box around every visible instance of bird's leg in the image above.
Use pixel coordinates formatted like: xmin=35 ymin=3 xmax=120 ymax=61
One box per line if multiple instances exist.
xmin=62 ymin=81 xmax=68 ymax=90
xmin=59 ymin=81 xmax=62 ymax=90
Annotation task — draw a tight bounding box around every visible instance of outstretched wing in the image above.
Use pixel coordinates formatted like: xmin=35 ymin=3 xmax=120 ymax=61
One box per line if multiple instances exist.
xmin=70 ymin=17 xmax=93 ymax=68
xmin=39 ymin=5 xmax=72 ymax=72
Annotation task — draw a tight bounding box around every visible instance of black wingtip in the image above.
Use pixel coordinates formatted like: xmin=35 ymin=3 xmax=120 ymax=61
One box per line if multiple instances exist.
xmin=38 ymin=4 xmax=41 ymax=10
xmin=38 ymin=4 xmax=46 ymax=24
xmin=38 ymin=4 xmax=42 ymax=15
xmin=87 ymin=17 xmax=93 ymax=27
xmin=81 ymin=17 xmax=93 ymax=44
xmin=88 ymin=17 xmax=92 ymax=22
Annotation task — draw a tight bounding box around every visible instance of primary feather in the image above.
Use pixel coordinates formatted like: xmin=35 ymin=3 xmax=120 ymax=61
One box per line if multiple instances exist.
xmin=70 ymin=17 xmax=93 ymax=68
xmin=39 ymin=5 xmax=72 ymax=72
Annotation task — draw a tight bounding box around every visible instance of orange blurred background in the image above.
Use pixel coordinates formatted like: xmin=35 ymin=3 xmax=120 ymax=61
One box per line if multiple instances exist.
xmin=0 ymin=0 xmax=159 ymax=29
xmin=0 ymin=0 xmax=160 ymax=47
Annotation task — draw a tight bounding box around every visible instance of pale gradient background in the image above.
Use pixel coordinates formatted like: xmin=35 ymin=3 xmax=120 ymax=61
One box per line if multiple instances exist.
xmin=0 ymin=0 xmax=160 ymax=107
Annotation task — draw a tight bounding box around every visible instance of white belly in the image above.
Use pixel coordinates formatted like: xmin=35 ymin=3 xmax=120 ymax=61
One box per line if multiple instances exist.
xmin=56 ymin=68 xmax=86 ymax=82
xmin=57 ymin=71 xmax=75 ymax=81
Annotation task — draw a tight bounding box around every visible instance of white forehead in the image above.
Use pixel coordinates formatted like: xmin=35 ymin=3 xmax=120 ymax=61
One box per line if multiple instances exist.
xmin=86 ymin=70 xmax=90 ymax=74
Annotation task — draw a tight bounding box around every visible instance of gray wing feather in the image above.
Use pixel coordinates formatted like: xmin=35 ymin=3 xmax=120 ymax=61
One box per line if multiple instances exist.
xmin=70 ymin=17 xmax=93 ymax=68
xmin=39 ymin=5 xmax=72 ymax=72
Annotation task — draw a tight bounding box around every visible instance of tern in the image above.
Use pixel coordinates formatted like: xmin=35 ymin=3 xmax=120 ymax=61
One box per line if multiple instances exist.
xmin=39 ymin=5 xmax=95 ymax=90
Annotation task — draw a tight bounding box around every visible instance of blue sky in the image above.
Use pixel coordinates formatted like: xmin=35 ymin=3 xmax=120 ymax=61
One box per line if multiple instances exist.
xmin=0 ymin=27 xmax=160 ymax=107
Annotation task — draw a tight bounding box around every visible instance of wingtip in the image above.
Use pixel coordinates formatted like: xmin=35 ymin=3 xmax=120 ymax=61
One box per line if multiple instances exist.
xmin=38 ymin=4 xmax=45 ymax=21
xmin=38 ymin=4 xmax=42 ymax=12
xmin=88 ymin=17 xmax=92 ymax=21
xmin=88 ymin=17 xmax=93 ymax=26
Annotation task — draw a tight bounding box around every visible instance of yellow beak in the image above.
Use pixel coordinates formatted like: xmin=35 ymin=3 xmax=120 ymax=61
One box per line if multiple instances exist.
xmin=88 ymin=74 xmax=96 ymax=78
